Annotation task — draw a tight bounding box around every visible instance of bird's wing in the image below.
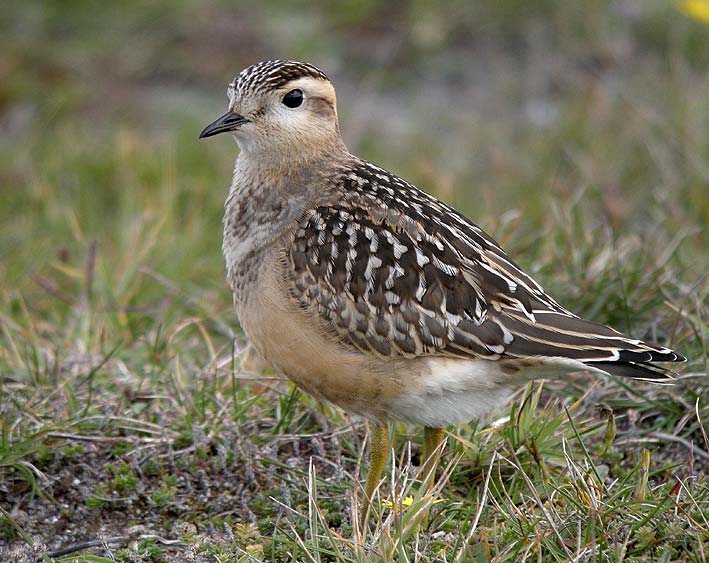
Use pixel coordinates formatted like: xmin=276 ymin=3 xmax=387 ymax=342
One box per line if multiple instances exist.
xmin=286 ymin=160 xmax=684 ymax=379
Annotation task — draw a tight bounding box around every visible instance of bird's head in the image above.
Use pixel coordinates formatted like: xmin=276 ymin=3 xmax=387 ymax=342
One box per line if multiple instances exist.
xmin=200 ymin=60 xmax=345 ymax=164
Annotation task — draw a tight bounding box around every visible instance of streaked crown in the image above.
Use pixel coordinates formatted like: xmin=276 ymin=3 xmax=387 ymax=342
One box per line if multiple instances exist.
xmin=229 ymin=60 xmax=329 ymax=98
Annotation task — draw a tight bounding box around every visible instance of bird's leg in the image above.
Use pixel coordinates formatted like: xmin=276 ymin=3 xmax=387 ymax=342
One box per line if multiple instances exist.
xmin=422 ymin=426 xmax=445 ymax=500
xmin=360 ymin=422 xmax=389 ymax=525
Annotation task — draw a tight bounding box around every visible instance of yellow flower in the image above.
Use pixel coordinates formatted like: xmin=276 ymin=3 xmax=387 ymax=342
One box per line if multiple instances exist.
xmin=382 ymin=495 xmax=446 ymax=509
xmin=678 ymin=0 xmax=709 ymax=23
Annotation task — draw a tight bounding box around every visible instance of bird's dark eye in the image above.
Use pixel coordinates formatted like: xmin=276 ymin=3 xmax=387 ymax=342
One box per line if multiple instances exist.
xmin=282 ymin=89 xmax=303 ymax=108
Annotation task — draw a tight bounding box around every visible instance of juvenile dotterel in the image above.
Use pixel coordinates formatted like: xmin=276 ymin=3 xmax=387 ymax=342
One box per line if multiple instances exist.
xmin=200 ymin=60 xmax=685 ymax=522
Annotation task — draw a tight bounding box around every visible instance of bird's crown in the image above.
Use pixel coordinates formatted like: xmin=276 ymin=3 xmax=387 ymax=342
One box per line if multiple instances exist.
xmin=229 ymin=60 xmax=329 ymax=98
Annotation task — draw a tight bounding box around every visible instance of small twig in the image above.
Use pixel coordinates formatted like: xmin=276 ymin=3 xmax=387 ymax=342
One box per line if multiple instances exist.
xmin=44 ymin=432 xmax=164 ymax=444
xmin=45 ymin=535 xmax=130 ymax=558
xmin=67 ymin=415 xmax=176 ymax=434
xmin=615 ymin=433 xmax=709 ymax=462
xmin=647 ymin=431 xmax=709 ymax=462
xmin=44 ymin=534 xmax=186 ymax=559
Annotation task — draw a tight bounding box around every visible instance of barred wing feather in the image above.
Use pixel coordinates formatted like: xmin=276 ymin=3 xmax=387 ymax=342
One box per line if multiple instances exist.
xmin=287 ymin=160 xmax=685 ymax=380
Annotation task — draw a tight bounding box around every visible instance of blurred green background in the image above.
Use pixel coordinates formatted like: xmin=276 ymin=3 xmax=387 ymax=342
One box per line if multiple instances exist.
xmin=1 ymin=1 xmax=707 ymax=324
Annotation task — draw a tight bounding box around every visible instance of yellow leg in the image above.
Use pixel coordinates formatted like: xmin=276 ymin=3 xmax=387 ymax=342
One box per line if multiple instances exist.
xmin=421 ymin=427 xmax=445 ymax=524
xmin=360 ymin=422 xmax=389 ymax=525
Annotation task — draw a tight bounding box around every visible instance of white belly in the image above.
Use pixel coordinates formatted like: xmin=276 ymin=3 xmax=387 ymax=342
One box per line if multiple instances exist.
xmin=384 ymin=358 xmax=516 ymax=426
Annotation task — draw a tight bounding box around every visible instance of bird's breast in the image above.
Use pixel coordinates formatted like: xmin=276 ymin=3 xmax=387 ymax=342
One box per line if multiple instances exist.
xmin=232 ymin=248 xmax=415 ymax=420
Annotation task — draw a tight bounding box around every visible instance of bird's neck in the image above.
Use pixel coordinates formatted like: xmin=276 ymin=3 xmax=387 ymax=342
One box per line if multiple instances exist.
xmin=235 ymin=131 xmax=349 ymax=173
xmin=221 ymin=148 xmax=348 ymax=284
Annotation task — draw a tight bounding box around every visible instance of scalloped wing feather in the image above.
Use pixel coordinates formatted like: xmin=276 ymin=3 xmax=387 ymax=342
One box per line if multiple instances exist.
xmin=287 ymin=160 xmax=685 ymax=381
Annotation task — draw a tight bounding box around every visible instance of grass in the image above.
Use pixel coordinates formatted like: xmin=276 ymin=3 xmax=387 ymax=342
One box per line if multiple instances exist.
xmin=1 ymin=1 xmax=708 ymax=561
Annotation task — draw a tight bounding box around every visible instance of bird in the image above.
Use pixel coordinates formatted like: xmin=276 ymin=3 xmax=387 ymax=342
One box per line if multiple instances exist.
xmin=199 ymin=59 xmax=685 ymax=524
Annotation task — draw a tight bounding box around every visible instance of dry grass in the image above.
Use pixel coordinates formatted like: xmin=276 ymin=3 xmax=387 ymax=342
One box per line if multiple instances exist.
xmin=1 ymin=1 xmax=708 ymax=561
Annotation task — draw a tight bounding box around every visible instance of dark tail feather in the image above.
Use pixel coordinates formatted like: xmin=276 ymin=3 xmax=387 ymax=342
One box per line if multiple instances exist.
xmin=500 ymin=310 xmax=686 ymax=382
xmin=585 ymin=359 xmax=681 ymax=382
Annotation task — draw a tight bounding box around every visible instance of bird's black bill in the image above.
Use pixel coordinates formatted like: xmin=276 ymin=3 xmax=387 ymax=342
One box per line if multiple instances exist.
xmin=199 ymin=112 xmax=249 ymax=139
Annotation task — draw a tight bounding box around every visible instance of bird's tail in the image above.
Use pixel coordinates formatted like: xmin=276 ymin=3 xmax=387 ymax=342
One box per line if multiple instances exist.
xmin=501 ymin=310 xmax=685 ymax=382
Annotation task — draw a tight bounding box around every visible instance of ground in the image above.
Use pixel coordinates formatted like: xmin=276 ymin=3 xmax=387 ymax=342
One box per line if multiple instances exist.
xmin=1 ymin=2 xmax=708 ymax=562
